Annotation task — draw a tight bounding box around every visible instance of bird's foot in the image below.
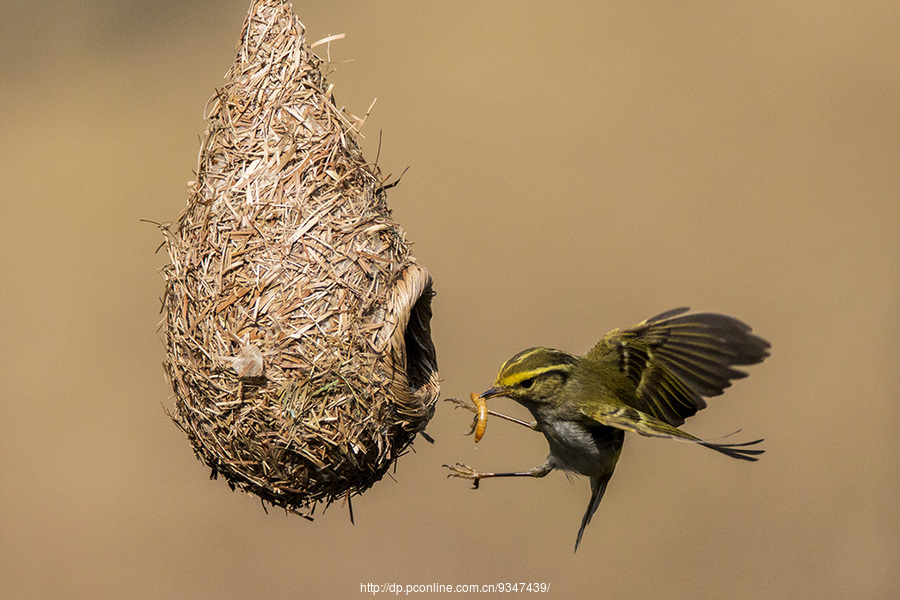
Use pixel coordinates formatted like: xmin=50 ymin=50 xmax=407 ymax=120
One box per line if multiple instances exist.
xmin=444 ymin=397 xmax=477 ymax=413
xmin=443 ymin=462 xmax=484 ymax=489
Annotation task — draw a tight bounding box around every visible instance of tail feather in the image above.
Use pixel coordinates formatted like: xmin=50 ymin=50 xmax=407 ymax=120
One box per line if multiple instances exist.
xmin=576 ymin=475 xmax=611 ymax=552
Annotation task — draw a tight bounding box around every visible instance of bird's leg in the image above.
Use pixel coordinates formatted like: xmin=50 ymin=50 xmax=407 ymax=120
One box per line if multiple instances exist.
xmin=485 ymin=410 xmax=540 ymax=431
xmin=443 ymin=461 xmax=553 ymax=489
xmin=444 ymin=397 xmax=539 ymax=431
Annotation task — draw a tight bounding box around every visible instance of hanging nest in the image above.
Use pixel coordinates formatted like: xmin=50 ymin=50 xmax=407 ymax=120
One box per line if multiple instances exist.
xmin=160 ymin=0 xmax=439 ymax=516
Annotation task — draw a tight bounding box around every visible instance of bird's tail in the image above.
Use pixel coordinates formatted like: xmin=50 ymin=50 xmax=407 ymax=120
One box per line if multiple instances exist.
xmin=576 ymin=474 xmax=612 ymax=553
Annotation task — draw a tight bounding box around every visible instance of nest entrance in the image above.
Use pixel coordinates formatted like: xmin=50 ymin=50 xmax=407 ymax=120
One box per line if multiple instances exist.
xmin=383 ymin=265 xmax=440 ymax=430
xmin=404 ymin=287 xmax=438 ymax=394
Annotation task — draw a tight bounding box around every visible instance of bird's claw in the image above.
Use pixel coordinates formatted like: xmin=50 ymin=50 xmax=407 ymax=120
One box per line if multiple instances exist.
xmin=444 ymin=397 xmax=477 ymax=413
xmin=443 ymin=462 xmax=483 ymax=489
xmin=445 ymin=395 xmax=489 ymax=441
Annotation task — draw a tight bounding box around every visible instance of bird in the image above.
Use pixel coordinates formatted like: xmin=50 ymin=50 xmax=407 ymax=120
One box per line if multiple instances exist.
xmin=445 ymin=307 xmax=770 ymax=551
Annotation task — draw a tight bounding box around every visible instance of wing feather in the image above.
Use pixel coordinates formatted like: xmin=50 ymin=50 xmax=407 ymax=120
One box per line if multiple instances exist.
xmin=585 ymin=308 xmax=770 ymax=426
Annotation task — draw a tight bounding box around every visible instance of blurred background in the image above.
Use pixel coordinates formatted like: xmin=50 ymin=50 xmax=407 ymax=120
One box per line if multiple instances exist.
xmin=1 ymin=1 xmax=897 ymax=598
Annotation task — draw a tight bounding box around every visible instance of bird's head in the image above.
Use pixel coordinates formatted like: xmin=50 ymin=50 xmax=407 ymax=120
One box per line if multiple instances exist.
xmin=480 ymin=347 xmax=579 ymax=407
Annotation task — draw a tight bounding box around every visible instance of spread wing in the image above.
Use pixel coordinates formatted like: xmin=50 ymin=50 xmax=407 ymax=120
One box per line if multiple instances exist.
xmin=584 ymin=308 xmax=770 ymax=426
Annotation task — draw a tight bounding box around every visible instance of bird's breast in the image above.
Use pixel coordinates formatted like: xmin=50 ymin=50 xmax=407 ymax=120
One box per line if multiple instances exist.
xmin=539 ymin=419 xmax=618 ymax=477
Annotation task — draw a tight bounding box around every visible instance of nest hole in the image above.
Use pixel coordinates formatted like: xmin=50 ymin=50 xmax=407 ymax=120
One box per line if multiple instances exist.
xmin=403 ymin=282 xmax=438 ymax=394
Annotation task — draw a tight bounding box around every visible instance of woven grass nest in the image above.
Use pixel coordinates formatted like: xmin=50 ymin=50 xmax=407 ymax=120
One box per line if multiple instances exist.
xmin=161 ymin=0 xmax=439 ymax=516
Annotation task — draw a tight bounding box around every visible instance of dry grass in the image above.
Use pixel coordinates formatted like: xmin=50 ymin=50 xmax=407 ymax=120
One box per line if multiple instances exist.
xmin=160 ymin=0 xmax=439 ymax=517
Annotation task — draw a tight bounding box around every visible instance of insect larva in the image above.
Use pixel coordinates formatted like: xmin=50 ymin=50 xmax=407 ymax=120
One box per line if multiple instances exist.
xmin=471 ymin=392 xmax=487 ymax=443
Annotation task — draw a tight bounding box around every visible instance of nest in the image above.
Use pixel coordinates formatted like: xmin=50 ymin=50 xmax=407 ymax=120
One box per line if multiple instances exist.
xmin=160 ymin=0 xmax=439 ymax=516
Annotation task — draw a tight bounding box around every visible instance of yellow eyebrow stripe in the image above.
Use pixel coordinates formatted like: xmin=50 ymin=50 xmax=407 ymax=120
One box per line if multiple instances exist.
xmin=500 ymin=364 xmax=572 ymax=387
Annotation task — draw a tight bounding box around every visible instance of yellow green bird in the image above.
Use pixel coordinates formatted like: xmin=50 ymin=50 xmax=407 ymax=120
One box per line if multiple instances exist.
xmin=446 ymin=307 xmax=769 ymax=551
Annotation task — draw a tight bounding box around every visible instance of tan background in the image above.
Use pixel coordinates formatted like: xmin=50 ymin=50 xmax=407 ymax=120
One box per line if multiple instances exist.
xmin=1 ymin=1 xmax=898 ymax=598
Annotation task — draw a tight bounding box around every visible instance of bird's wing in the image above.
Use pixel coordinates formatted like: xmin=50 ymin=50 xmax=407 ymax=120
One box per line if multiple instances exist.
xmin=582 ymin=404 xmax=765 ymax=461
xmin=584 ymin=308 xmax=770 ymax=426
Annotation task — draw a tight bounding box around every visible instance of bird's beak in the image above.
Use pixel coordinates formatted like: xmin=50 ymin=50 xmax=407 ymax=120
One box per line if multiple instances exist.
xmin=479 ymin=386 xmax=508 ymax=399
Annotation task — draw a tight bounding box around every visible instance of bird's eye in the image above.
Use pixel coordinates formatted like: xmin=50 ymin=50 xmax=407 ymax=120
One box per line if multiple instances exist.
xmin=520 ymin=377 xmax=535 ymax=389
